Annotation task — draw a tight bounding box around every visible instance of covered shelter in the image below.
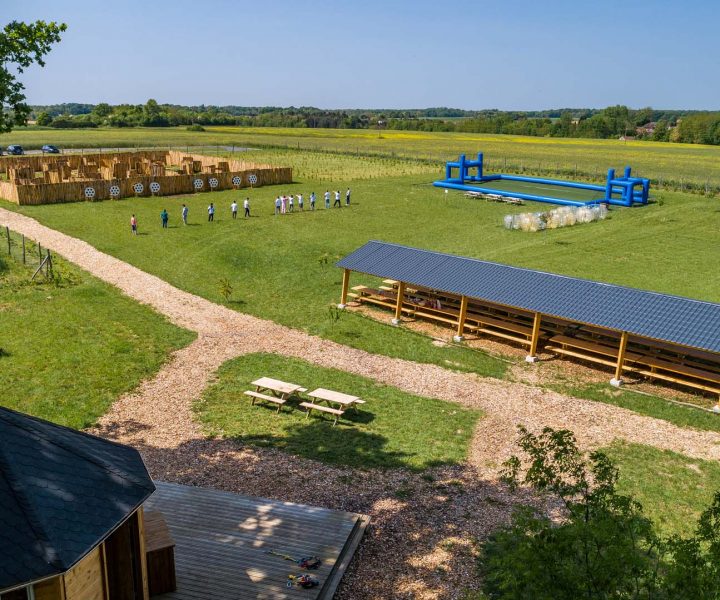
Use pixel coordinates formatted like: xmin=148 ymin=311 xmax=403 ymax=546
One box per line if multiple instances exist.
xmin=0 ymin=406 xmax=156 ymax=600
xmin=337 ymin=241 xmax=720 ymax=402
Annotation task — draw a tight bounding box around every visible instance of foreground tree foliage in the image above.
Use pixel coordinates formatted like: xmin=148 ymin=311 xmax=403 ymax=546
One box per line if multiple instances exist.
xmin=479 ymin=427 xmax=720 ymax=599
xmin=0 ymin=20 xmax=66 ymax=134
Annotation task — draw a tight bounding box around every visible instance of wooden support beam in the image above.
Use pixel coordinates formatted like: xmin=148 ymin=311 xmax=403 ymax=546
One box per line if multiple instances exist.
xmin=339 ymin=269 xmax=350 ymax=307
xmin=137 ymin=507 xmax=150 ymax=600
xmin=455 ymin=295 xmax=469 ymax=341
xmin=393 ymin=281 xmax=406 ymax=324
xmin=612 ymin=331 xmax=629 ymax=385
xmin=526 ymin=312 xmax=542 ymax=362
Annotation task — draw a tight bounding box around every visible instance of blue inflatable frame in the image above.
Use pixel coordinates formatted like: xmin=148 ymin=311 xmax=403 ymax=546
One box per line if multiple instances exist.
xmin=433 ymin=152 xmax=650 ymax=207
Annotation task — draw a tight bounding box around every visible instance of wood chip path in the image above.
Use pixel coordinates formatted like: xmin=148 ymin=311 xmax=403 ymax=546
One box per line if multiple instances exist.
xmin=3 ymin=207 xmax=719 ymax=599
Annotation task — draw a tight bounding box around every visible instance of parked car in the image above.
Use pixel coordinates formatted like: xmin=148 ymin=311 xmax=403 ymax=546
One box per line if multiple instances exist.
xmin=41 ymin=144 xmax=60 ymax=154
xmin=6 ymin=145 xmax=24 ymax=155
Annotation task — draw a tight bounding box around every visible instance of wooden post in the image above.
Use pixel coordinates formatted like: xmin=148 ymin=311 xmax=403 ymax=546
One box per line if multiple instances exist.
xmin=392 ymin=281 xmax=406 ymax=325
xmin=454 ymin=295 xmax=468 ymax=341
xmin=5 ymin=226 xmax=9 ymax=255
xmin=339 ymin=268 xmax=350 ymax=307
xmin=22 ymin=235 xmax=25 ymax=264
xmin=525 ymin=312 xmax=542 ymax=362
xmin=612 ymin=331 xmax=629 ymax=386
xmin=137 ymin=507 xmax=150 ymax=600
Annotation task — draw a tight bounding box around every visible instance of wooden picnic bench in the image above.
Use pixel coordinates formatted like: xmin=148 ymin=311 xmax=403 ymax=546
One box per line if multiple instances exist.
xmin=246 ymin=377 xmax=306 ymax=413
xmin=299 ymin=402 xmax=344 ymax=426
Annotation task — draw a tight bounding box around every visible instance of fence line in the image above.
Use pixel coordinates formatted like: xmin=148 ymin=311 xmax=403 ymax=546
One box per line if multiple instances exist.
xmin=1 ymin=226 xmax=54 ymax=280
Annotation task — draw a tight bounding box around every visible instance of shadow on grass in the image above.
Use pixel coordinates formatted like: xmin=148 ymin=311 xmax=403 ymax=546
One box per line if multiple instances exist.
xmin=233 ymin=418 xmax=415 ymax=470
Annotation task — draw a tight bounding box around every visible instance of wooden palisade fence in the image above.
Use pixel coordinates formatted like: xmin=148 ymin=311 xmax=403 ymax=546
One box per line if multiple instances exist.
xmin=0 ymin=151 xmax=292 ymax=205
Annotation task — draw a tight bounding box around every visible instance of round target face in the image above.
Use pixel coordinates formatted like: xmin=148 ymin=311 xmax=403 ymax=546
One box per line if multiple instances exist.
xmin=109 ymin=185 xmax=121 ymax=197
xmin=150 ymin=182 xmax=161 ymax=193
xmin=247 ymin=174 xmax=258 ymax=185
xmin=133 ymin=183 xmax=144 ymax=194
xmin=209 ymin=177 xmax=219 ymax=188
xmin=232 ymin=175 xmax=242 ymax=186
xmin=84 ymin=187 xmax=96 ymax=199
xmin=193 ymin=178 xmax=204 ymax=189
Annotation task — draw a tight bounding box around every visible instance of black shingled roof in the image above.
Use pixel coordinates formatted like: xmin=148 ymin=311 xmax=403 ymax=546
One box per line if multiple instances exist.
xmin=0 ymin=407 xmax=155 ymax=593
xmin=337 ymin=241 xmax=720 ymax=354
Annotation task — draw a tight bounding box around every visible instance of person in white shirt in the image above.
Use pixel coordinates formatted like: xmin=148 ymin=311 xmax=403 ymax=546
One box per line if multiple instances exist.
xmin=243 ymin=197 xmax=250 ymax=218
xmin=324 ymin=190 xmax=330 ymax=209
xmin=333 ymin=190 xmax=341 ymax=208
xmin=298 ymin=193 xmax=304 ymax=211
xmin=275 ymin=196 xmax=281 ymax=215
xmin=288 ymin=195 xmax=294 ymax=213
xmin=231 ymin=200 xmax=238 ymax=219
xmin=208 ymin=203 xmax=215 ymax=222
xmin=310 ymin=192 xmax=316 ymax=211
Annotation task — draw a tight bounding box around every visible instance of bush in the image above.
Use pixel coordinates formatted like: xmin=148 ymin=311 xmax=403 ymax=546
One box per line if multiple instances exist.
xmin=479 ymin=426 xmax=720 ymax=599
xmin=186 ymin=124 xmax=205 ymax=132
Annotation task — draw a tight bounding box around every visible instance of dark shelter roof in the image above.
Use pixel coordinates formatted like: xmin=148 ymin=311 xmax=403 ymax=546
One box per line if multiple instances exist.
xmin=337 ymin=241 xmax=720 ymax=354
xmin=0 ymin=407 xmax=155 ymax=592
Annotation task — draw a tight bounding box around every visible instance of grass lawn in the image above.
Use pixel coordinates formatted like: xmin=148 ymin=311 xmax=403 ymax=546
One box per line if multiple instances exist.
xmin=195 ymin=353 xmax=481 ymax=470
xmin=0 ymin=240 xmax=195 ymax=429
xmin=606 ymin=442 xmax=720 ymax=537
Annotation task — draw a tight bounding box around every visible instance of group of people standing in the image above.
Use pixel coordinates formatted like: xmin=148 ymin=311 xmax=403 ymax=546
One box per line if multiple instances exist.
xmin=130 ymin=187 xmax=352 ymax=234
xmin=274 ymin=188 xmax=350 ymax=215
xmin=130 ymin=197 xmax=252 ymax=233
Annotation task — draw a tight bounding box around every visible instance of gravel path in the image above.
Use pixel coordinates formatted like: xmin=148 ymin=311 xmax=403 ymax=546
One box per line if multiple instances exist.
xmin=3 ymin=206 xmax=720 ymax=598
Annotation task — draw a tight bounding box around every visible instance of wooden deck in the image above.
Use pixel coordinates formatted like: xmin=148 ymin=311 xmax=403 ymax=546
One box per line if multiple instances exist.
xmin=146 ymin=482 xmax=368 ymax=599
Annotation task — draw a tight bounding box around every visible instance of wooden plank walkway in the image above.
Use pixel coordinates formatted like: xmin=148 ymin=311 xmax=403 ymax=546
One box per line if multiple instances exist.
xmin=146 ymin=482 xmax=368 ymax=600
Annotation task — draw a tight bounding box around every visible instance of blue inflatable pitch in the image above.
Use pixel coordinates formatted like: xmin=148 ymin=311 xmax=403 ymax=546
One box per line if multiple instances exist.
xmin=434 ymin=152 xmax=650 ymax=207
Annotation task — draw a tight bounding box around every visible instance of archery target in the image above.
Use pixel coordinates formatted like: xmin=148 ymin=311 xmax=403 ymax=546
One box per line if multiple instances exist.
xmin=209 ymin=177 xmax=219 ymax=188
xmin=193 ymin=178 xmax=204 ymax=190
xmin=247 ymin=174 xmax=258 ymax=185
xmin=133 ymin=182 xmax=144 ymax=194
xmin=150 ymin=181 xmax=161 ymax=193
xmin=84 ymin=186 xmax=96 ymax=199
xmin=109 ymin=185 xmax=121 ymax=197
xmin=232 ymin=175 xmax=242 ymax=186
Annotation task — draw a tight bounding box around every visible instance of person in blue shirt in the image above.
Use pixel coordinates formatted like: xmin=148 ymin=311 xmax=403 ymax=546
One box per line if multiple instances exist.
xmin=160 ymin=209 xmax=169 ymax=229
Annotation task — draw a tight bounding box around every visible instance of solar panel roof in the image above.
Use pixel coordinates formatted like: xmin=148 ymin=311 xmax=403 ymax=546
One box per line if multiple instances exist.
xmin=337 ymin=241 xmax=720 ymax=354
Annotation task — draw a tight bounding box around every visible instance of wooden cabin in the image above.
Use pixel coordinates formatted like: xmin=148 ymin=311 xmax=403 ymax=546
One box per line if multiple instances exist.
xmin=0 ymin=407 xmax=172 ymax=600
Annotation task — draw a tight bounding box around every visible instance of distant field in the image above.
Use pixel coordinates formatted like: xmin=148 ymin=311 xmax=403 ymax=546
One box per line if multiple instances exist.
xmin=2 ymin=126 xmax=719 ymax=189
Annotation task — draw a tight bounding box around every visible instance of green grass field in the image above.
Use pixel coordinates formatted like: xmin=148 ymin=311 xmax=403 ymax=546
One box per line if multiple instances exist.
xmin=0 ymin=237 xmax=195 ymax=428
xmin=196 ymin=353 xmax=481 ymax=470
xmin=3 ymin=125 xmax=720 ymax=189
xmin=607 ymin=442 xmax=720 ymax=537
xmin=4 ymin=147 xmax=720 ymax=422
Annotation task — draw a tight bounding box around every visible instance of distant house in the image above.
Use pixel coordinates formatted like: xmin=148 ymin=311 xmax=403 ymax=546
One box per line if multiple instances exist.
xmin=618 ymin=135 xmax=636 ymax=142
xmin=636 ymin=122 xmax=657 ymax=136
xmin=0 ymin=407 xmax=160 ymax=600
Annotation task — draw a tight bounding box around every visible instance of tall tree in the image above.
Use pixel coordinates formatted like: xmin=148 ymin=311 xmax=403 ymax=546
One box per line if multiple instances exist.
xmin=0 ymin=20 xmax=66 ymax=134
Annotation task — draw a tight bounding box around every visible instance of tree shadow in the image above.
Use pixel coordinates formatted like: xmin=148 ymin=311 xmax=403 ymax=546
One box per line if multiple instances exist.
xmin=238 ymin=417 xmax=405 ymax=470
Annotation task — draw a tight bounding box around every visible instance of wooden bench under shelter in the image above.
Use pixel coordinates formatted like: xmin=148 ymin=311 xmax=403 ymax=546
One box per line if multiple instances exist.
xmin=337 ymin=241 xmax=720 ymax=404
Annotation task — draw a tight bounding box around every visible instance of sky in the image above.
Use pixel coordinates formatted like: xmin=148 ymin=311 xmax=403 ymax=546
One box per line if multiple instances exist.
xmin=5 ymin=0 xmax=720 ymax=110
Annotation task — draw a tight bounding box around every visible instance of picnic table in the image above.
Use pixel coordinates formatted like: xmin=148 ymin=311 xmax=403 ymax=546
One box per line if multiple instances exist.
xmin=299 ymin=388 xmax=366 ymax=426
xmin=245 ymin=377 xmax=306 ymax=413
